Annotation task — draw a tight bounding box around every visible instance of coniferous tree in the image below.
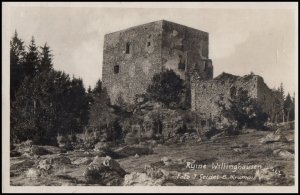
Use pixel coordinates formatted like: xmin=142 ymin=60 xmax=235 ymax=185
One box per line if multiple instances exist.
xmin=278 ymin=83 xmax=285 ymax=123
xmin=24 ymin=37 xmax=40 ymax=78
xmin=39 ymin=43 xmax=53 ymax=72
xmin=284 ymin=93 xmax=295 ymax=122
xmin=10 ymin=30 xmax=26 ymax=101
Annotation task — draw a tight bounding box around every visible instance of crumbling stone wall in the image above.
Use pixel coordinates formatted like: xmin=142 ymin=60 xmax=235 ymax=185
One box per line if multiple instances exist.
xmin=102 ymin=21 xmax=163 ymax=104
xmin=161 ymin=21 xmax=213 ymax=81
xmin=191 ymin=72 xmax=280 ymax=120
xmin=102 ymin=20 xmax=213 ymax=104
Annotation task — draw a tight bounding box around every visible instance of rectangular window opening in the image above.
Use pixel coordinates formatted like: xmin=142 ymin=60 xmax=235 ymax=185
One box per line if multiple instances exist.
xmin=126 ymin=42 xmax=130 ymax=54
xmin=114 ymin=65 xmax=119 ymax=74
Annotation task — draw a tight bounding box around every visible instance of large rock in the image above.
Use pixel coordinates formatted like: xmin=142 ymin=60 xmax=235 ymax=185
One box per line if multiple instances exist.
xmin=32 ymin=146 xmax=47 ymax=155
xmin=124 ymin=172 xmax=164 ymax=186
xmin=84 ymin=156 xmax=126 ymax=185
xmin=94 ymin=142 xmax=112 ymax=152
xmin=84 ymin=164 xmax=124 ymax=185
xmin=89 ymin=156 xmax=107 ymax=166
xmin=260 ymin=133 xmax=288 ymax=144
xmin=114 ymin=145 xmax=153 ymax=158
xmin=103 ymin=156 xmax=126 ymax=177
xmin=37 ymin=155 xmax=72 ymax=171
xmin=145 ymin=164 xmax=164 ymax=179
xmin=42 ymin=145 xmax=63 ymax=154
xmin=161 ymin=156 xmax=172 ymax=166
xmin=73 ymin=157 xmax=93 ymax=165
xmin=26 ymin=168 xmax=41 ymax=179
xmin=16 ymin=140 xmax=33 ymax=154
xmin=273 ymin=149 xmax=294 ymax=160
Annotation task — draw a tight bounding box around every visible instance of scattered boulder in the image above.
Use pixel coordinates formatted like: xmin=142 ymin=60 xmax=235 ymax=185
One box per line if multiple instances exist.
xmin=161 ymin=156 xmax=172 ymax=166
xmin=37 ymin=155 xmax=72 ymax=171
xmin=26 ymin=168 xmax=41 ymax=179
xmin=72 ymin=157 xmax=93 ymax=165
xmin=103 ymin=156 xmax=126 ymax=177
xmin=37 ymin=159 xmax=52 ymax=171
xmin=260 ymin=133 xmax=288 ymax=144
xmin=57 ymin=135 xmax=73 ymax=150
xmin=31 ymin=145 xmax=52 ymax=156
xmin=233 ymin=148 xmax=243 ymax=153
xmin=84 ymin=156 xmax=126 ymax=185
xmin=145 ymin=164 xmax=164 ymax=179
xmin=124 ymin=172 xmax=164 ymax=186
xmin=94 ymin=142 xmax=112 ymax=152
xmin=114 ymin=145 xmax=153 ymax=158
xmin=89 ymin=156 xmax=107 ymax=166
xmin=134 ymin=154 xmax=139 ymax=158
xmin=273 ymin=149 xmax=294 ymax=160
xmin=15 ymin=140 xmax=33 ymax=154
xmin=42 ymin=145 xmax=63 ymax=154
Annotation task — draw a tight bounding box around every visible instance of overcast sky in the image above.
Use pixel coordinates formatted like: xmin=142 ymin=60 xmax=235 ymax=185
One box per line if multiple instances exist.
xmin=5 ymin=3 xmax=297 ymax=95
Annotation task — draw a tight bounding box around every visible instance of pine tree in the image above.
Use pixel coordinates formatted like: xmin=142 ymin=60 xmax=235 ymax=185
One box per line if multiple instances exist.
xmin=24 ymin=37 xmax=40 ymax=78
xmin=39 ymin=43 xmax=53 ymax=72
xmin=92 ymin=79 xmax=103 ymax=96
xmin=278 ymin=83 xmax=285 ymax=123
xmin=10 ymin=30 xmax=26 ymax=101
xmin=284 ymin=93 xmax=295 ymax=122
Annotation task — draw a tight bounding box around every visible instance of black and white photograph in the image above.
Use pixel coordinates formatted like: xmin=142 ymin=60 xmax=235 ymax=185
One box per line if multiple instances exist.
xmin=2 ymin=2 xmax=298 ymax=193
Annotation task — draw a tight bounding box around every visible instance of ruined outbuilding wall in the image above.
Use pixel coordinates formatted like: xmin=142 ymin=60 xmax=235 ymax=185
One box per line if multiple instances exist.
xmin=191 ymin=72 xmax=279 ymax=119
xmin=102 ymin=20 xmax=213 ymax=104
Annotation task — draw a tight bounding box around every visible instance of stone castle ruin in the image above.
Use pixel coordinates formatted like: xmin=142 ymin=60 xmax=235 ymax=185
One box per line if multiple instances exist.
xmin=102 ymin=20 xmax=281 ymax=137
xmin=102 ymin=20 xmax=213 ymax=104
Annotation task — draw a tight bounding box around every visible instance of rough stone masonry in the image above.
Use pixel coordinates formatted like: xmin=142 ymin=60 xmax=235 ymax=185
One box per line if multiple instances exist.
xmin=102 ymin=20 xmax=213 ymax=104
xmin=102 ymin=20 xmax=280 ymax=120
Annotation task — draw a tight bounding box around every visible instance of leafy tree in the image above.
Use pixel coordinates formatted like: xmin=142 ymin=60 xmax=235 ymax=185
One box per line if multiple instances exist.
xmin=146 ymin=69 xmax=185 ymax=108
xmin=10 ymin=30 xmax=26 ymax=101
xmin=222 ymin=88 xmax=268 ymax=131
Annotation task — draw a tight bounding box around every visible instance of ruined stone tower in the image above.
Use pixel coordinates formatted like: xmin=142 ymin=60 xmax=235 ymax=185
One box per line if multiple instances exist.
xmin=102 ymin=20 xmax=213 ymax=104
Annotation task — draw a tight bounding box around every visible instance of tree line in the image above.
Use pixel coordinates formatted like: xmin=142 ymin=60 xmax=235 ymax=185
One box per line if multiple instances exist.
xmin=10 ymin=31 xmax=92 ymax=145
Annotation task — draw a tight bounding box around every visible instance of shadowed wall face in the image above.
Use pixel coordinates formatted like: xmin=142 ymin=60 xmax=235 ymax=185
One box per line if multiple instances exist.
xmin=102 ymin=20 xmax=213 ymax=104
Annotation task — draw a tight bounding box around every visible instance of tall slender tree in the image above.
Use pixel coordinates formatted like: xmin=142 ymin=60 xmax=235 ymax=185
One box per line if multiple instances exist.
xmin=39 ymin=43 xmax=53 ymax=72
xmin=10 ymin=30 xmax=26 ymax=101
xmin=284 ymin=93 xmax=295 ymax=122
xmin=278 ymin=83 xmax=285 ymax=123
xmin=24 ymin=37 xmax=40 ymax=78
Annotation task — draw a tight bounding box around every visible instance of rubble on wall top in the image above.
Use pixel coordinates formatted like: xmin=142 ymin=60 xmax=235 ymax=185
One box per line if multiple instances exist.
xmin=214 ymin=72 xmax=239 ymax=82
